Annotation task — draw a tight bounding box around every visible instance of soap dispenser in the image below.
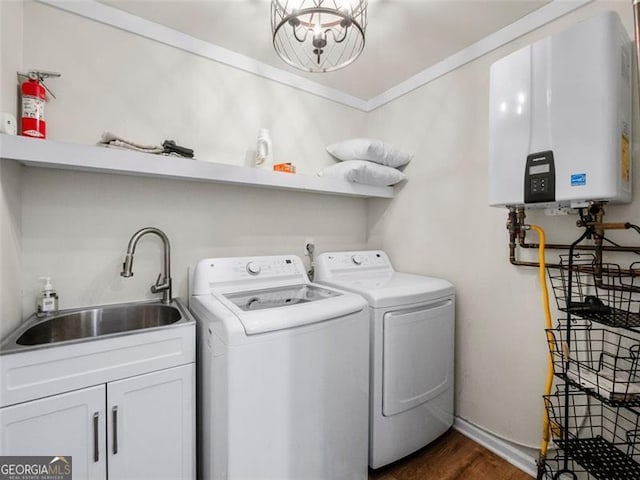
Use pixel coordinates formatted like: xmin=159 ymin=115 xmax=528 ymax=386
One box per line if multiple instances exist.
xmin=37 ymin=276 xmax=59 ymax=316
xmin=255 ymin=128 xmax=273 ymax=169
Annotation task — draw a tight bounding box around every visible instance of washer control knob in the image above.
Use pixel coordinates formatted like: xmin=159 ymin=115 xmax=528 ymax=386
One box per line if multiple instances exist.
xmin=246 ymin=262 xmax=261 ymax=275
xmin=351 ymin=255 xmax=363 ymax=265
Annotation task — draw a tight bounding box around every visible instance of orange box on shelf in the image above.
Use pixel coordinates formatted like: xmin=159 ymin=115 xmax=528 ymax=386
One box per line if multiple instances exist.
xmin=273 ymin=162 xmax=296 ymax=174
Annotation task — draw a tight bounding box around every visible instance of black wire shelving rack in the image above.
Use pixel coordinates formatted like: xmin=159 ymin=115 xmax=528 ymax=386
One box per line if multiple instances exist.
xmin=542 ymin=254 xmax=640 ymax=479
xmin=546 ymin=320 xmax=640 ymax=408
xmin=548 ymin=255 xmax=640 ymax=330
xmin=541 ymin=453 xmax=597 ymax=479
xmin=544 ymin=386 xmax=640 ymax=479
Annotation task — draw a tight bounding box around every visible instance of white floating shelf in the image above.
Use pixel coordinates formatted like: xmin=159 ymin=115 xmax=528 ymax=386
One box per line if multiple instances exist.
xmin=0 ymin=135 xmax=394 ymax=199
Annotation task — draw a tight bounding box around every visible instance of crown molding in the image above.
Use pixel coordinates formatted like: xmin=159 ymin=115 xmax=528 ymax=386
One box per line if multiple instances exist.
xmin=36 ymin=0 xmax=369 ymax=111
xmin=367 ymin=0 xmax=592 ymax=111
xmin=37 ymin=0 xmax=592 ymax=113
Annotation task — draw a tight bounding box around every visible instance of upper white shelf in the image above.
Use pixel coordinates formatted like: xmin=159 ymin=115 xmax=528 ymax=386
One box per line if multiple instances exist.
xmin=0 ymin=135 xmax=394 ymax=199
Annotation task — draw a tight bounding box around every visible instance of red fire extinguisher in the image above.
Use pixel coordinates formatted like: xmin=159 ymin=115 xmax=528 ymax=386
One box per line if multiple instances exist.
xmin=19 ymin=71 xmax=61 ymax=139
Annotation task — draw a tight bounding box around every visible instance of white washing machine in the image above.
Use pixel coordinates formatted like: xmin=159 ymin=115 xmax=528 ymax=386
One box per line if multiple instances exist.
xmin=189 ymin=255 xmax=369 ymax=480
xmin=315 ymin=250 xmax=455 ymax=469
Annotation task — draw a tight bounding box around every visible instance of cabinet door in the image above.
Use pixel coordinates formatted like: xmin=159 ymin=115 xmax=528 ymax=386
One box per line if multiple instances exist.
xmin=0 ymin=385 xmax=107 ymax=480
xmin=107 ymin=364 xmax=195 ymax=480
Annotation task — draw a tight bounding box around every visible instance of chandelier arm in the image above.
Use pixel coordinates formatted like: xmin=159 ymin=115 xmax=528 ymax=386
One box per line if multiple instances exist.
xmin=292 ymin=24 xmax=309 ymax=43
xmin=283 ymin=20 xmax=316 ymax=69
xmin=282 ymin=24 xmax=311 ymax=66
xmin=330 ymin=27 xmax=348 ymax=44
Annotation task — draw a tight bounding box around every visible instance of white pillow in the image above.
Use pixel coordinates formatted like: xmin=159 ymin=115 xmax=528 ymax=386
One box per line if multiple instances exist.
xmin=326 ymin=138 xmax=412 ymax=168
xmin=318 ymin=160 xmax=406 ymax=186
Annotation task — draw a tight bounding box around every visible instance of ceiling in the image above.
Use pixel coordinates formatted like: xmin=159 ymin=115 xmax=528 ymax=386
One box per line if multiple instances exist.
xmin=101 ymin=0 xmax=549 ymax=99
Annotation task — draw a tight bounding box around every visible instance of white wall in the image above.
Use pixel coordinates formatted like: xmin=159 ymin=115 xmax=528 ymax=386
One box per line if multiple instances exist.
xmin=21 ymin=1 xmax=366 ymax=174
xmin=367 ymin=0 xmax=640 ymax=451
xmin=0 ymin=0 xmax=24 ymax=339
xmin=20 ymin=168 xmax=368 ymax=316
xmin=1 ymin=0 xmax=370 ymax=334
xmin=0 ymin=0 xmax=22 ymax=115
xmin=0 ymin=161 xmax=22 ymax=340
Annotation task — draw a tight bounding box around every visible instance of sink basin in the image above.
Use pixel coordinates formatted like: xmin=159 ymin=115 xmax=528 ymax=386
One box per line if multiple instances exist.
xmin=16 ymin=304 xmax=182 ymax=346
xmin=1 ymin=300 xmax=193 ymax=355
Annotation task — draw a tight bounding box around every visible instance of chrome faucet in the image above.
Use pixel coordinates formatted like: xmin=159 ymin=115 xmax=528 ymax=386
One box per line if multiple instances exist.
xmin=121 ymin=227 xmax=172 ymax=304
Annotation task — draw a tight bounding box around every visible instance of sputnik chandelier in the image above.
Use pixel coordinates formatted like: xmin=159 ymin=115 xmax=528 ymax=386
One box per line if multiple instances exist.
xmin=271 ymin=0 xmax=368 ymax=73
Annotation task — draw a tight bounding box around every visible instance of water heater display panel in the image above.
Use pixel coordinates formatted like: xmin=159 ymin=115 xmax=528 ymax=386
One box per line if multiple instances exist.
xmin=524 ymin=151 xmax=555 ymax=204
xmin=529 ymin=164 xmax=550 ymax=175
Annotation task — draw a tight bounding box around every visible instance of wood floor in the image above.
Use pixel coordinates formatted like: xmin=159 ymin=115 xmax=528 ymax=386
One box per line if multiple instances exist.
xmin=368 ymin=430 xmax=534 ymax=480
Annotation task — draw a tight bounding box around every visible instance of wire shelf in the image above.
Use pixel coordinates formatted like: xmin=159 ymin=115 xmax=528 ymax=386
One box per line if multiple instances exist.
xmin=544 ymin=387 xmax=640 ymax=479
xmin=548 ymin=255 xmax=640 ymax=329
xmin=547 ymin=321 xmax=640 ymax=407
xmin=540 ymin=454 xmax=596 ymax=479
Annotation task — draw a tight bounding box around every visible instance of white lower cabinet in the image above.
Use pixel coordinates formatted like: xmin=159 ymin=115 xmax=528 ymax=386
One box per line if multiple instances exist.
xmin=0 ymin=363 xmax=195 ymax=480
xmin=107 ymin=364 xmax=195 ymax=480
xmin=0 ymin=385 xmax=107 ymax=480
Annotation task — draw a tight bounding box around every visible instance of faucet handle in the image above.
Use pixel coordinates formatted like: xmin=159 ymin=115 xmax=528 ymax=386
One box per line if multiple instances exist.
xmin=151 ymin=273 xmax=168 ymax=293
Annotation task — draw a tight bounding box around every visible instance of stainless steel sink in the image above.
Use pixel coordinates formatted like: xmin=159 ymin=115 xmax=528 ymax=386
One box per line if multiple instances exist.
xmin=16 ymin=304 xmax=181 ymax=346
xmin=1 ymin=300 xmax=193 ymax=353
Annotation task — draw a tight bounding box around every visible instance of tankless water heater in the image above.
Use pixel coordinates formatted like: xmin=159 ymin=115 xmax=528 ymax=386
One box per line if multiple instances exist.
xmin=488 ymin=11 xmax=632 ymax=208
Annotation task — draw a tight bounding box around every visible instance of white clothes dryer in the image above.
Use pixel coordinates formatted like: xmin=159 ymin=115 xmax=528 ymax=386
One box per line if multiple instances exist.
xmin=189 ymin=255 xmax=369 ymax=480
xmin=315 ymin=250 xmax=455 ymax=469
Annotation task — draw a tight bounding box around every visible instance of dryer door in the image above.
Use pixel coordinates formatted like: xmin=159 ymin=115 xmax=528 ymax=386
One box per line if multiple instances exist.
xmin=382 ymin=299 xmax=454 ymax=417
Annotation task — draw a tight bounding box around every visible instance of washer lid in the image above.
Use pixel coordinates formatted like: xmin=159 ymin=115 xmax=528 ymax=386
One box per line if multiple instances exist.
xmin=320 ymin=272 xmax=454 ymax=308
xmin=219 ymin=284 xmax=366 ymax=335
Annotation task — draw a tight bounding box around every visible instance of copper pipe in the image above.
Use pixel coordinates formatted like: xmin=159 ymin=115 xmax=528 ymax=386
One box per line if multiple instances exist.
xmin=517 ymin=207 xmax=527 ymax=244
xmin=519 ymin=241 xmax=640 ymax=253
xmin=509 ymin=238 xmax=550 ymax=267
xmin=505 ymin=205 xmax=639 ymax=268
xmin=576 ymin=222 xmax=629 ymax=230
xmin=518 ymin=204 xmax=640 ymax=253
xmin=509 ymin=241 xmax=562 ymax=268
xmin=507 ymin=209 xmax=562 ymax=267
xmin=593 ymin=206 xmax=605 ymax=280
xmin=506 ymin=206 xmax=640 ymax=301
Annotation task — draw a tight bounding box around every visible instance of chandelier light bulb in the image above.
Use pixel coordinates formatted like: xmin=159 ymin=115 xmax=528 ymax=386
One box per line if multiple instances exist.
xmin=338 ymin=0 xmax=351 ymax=12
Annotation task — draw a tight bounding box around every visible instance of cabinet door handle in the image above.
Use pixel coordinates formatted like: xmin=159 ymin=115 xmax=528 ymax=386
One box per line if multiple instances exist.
xmin=112 ymin=406 xmax=119 ymax=455
xmin=93 ymin=412 xmax=99 ymax=463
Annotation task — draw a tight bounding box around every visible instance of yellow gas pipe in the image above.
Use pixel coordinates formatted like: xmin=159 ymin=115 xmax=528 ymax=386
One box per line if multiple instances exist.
xmin=528 ymin=224 xmax=554 ymax=462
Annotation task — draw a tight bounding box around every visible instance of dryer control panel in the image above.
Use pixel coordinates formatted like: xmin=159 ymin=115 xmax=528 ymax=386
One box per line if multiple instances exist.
xmin=191 ymin=255 xmax=306 ymax=295
xmin=315 ymin=250 xmax=394 ymax=281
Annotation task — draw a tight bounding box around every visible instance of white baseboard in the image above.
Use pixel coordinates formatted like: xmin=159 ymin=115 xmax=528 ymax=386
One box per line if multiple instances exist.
xmin=453 ymin=416 xmax=538 ymax=478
